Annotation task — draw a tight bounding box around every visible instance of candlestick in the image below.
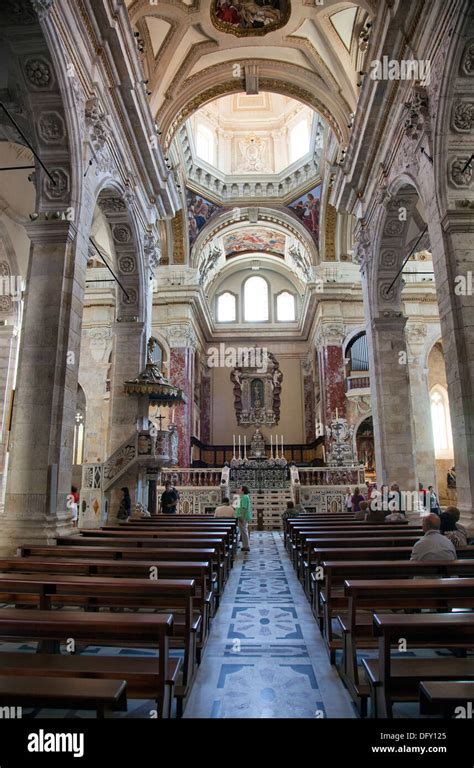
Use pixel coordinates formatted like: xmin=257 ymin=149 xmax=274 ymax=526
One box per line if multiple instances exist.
xmin=322 ymin=445 xmax=326 ymax=463
xmin=244 ymin=435 xmax=247 ymax=460
xmin=171 ymin=407 xmax=175 ymax=423
xmin=238 ymin=434 xmax=241 ymax=460
xmin=270 ymin=434 xmax=273 ymax=459
xmin=233 ymin=434 xmax=236 ymax=459
xmin=281 ymin=435 xmax=284 ymax=458
xmin=335 ymin=408 xmax=338 ymax=421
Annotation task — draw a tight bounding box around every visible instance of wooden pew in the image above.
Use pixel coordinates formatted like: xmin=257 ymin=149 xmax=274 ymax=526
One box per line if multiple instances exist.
xmin=419 ymin=681 xmax=474 ymax=717
xmin=56 ymin=537 xmax=227 ymax=599
xmin=0 ymin=609 xmax=174 ymax=718
xmin=306 ymin=546 xmax=474 ymax=601
xmin=365 ymin=610 xmax=474 ymax=717
xmin=294 ymin=527 xmax=422 ymax=577
xmin=21 ymin=544 xmax=222 ymax=609
xmin=341 ymin=577 xmax=474 ymax=715
xmin=0 ymin=675 xmax=127 ymax=718
xmin=294 ymin=533 xmax=422 ymax=577
xmin=316 ymin=560 xmax=474 ymax=665
xmin=0 ymin=574 xmax=198 ymax=713
xmin=0 ymin=557 xmax=213 ymax=649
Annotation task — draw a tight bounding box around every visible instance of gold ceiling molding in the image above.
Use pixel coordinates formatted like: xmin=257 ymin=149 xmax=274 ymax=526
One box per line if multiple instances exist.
xmin=324 ymin=203 xmax=337 ymax=262
xmin=163 ymin=75 xmax=342 ymax=149
xmin=171 ymin=209 xmax=185 ymax=264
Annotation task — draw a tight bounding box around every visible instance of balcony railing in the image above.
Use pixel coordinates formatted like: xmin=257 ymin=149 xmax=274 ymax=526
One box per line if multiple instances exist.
xmin=346 ymin=374 xmax=370 ymax=392
xmin=159 ymin=468 xmax=224 ymax=487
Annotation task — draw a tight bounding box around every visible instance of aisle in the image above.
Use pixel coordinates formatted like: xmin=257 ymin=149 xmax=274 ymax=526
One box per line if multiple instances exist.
xmin=184 ymin=531 xmax=356 ymax=718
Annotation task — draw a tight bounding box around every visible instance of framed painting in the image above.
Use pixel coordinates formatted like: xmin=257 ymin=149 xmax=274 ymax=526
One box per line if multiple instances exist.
xmin=211 ymin=1 xmax=291 ymax=37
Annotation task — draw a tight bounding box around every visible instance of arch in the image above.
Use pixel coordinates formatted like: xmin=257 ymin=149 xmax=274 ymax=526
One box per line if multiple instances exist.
xmin=92 ymin=185 xmax=148 ymax=324
xmin=369 ymin=178 xmax=427 ymax=318
xmin=161 ymin=65 xmax=348 ymax=151
xmin=190 ymin=206 xmax=319 ymax=274
xmin=342 ymin=326 xmax=366 ymax=359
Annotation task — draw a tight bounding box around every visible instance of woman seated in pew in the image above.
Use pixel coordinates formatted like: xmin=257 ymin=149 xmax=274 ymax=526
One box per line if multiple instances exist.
xmin=364 ymin=501 xmax=385 ymax=524
xmin=440 ymin=506 xmax=468 ymax=549
xmin=354 ymin=500 xmax=367 ymax=520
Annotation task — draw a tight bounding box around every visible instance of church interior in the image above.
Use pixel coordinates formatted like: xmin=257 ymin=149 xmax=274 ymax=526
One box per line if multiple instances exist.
xmin=0 ymin=0 xmax=473 ymax=733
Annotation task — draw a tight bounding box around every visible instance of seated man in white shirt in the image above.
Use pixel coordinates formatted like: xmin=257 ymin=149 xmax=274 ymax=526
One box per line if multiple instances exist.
xmin=214 ymin=497 xmax=236 ymax=518
xmin=410 ymin=513 xmax=457 ymax=561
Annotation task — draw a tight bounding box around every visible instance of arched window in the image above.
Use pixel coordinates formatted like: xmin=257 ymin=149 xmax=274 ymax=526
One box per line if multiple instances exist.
xmin=217 ymin=292 xmax=236 ymax=322
xmin=289 ymin=119 xmax=310 ymax=164
xmin=430 ymin=386 xmax=453 ymax=458
xmin=244 ymin=276 xmax=269 ymax=322
xmin=276 ymin=291 xmax=296 ymax=321
xmin=196 ymin=123 xmax=214 ymax=164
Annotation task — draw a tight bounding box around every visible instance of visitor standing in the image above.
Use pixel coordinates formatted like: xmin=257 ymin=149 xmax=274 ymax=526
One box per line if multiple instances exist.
xmin=236 ymin=485 xmax=251 ymax=552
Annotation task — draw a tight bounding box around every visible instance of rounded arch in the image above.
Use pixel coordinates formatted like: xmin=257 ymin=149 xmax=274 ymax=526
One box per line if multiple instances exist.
xmin=369 ymin=177 xmax=428 ymax=317
xmin=191 ymin=206 xmax=319 ymax=276
xmin=342 ymin=326 xmax=366 ymax=359
xmin=161 ymin=64 xmax=348 ymax=151
xmin=0 ymin=6 xmax=81 ymax=217
xmin=91 ymin=183 xmax=149 ymax=324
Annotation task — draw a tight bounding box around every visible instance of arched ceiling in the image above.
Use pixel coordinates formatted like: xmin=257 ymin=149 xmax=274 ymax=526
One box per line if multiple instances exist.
xmin=126 ymin=0 xmax=374 ymax=145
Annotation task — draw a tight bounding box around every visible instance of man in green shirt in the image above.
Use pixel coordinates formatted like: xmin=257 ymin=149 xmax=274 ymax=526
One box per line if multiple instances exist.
xmin=235 ymin=485 xmax=251 ymax=552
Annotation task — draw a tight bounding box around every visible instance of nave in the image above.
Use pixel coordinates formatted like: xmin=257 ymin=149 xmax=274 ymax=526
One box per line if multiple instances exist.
xmin=184 ymin=532 xmax=355 ymax=719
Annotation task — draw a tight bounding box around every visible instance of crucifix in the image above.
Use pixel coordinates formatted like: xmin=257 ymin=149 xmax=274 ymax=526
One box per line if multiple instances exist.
xmin=155 ymin=411 xmax=165 ymax=431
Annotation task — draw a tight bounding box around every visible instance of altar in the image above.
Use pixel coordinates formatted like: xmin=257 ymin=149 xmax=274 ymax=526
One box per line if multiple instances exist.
xmin=229 ymin=427 xmax=289 ymax=490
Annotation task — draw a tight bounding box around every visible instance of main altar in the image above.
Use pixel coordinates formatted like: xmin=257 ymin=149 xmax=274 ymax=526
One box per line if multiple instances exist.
xmin=229 ymin=427 xmax=289 ymax=490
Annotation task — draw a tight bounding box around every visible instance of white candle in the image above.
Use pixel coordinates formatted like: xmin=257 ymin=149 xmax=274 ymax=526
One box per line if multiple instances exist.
xmin=233 ymin=434 xmax=235 ymax=457
xmin=335 ymin=408 xmax=338 ymax=421
xmin=281 ymin=435 xmax=284 ymax=456
xmin=171 ymin=407 xmax=175 ymax=423
xmin=270 ymin=434 xmax=273 ymax=458
xmin=238 ymin=434 xmax=241 ymax=459
xmin=322 ymin=445 xmax=326 ymax=462
xmin=244 ymin=435 xmax=247 ymax=459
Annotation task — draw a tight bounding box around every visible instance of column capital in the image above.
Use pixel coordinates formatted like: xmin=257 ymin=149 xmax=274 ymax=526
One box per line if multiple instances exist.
xmin=24 ymin=218 xmax=77 ymax=245
xmin=441 ymin=208 xmax=474 ymax=234
xmin=371 ymin=311 xmax=407 ymax=332
xmin=314 ymin=322 xmax=345 ymax=350
xmin=166 ymin=323 xmax=198 ymax=349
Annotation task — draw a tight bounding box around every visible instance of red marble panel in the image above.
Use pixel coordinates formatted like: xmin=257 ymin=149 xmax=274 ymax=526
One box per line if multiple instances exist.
xmin=201 ymin=375 xmax=211 ymax=444
xmin=169 ymin=347 xmax=194 ymax=467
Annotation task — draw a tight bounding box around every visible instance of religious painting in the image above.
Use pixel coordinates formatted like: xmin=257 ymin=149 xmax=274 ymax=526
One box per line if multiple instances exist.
xmin=211 ymin=0 xmax=291 ymax=37
xmin=186 ymin=190 xmax=221 ymax=249
xmin=223 ymin=228 xmax=286 ymax=258
xmin=287 ymin=184 xmax=321 ymax=248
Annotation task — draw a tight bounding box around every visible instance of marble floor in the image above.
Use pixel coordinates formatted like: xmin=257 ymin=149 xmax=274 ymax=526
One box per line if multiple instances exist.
xmin=183 ymin=530 xmax=356 ymax=718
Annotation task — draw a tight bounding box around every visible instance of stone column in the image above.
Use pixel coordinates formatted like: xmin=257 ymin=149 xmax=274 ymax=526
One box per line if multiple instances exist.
xmin=2 ymin=219 xmax=84 ymax=551
xmin=302 ymin=355 xmax=316 ymax=443
xmin=0 ymin=323 xmax=20 ymax=506
xmin=366 ymin=312 xmax=417 ymax=488
xmin=429 ymin=210 xmax=474 ymax=516
xmin=316 ymin=326 xmax=346 ymax=425
xmin=167 ymin=324 xmax=196 ymax=467
xmin=406 ymin=323 xmax=436 ymax=488
xmin=108 ymin=321 xmax=146 ymax=453
xmin=200 ymin=370 xmax=211 ymax=445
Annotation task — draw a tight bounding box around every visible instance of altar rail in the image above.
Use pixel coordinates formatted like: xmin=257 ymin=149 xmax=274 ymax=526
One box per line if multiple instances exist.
xmin=297 ymin=466 xmax=365 ymax=486
xmin=159 ymin=468 xmax=224 ymax=487
xmin=159 ymin=465 xmax=365 ymax=489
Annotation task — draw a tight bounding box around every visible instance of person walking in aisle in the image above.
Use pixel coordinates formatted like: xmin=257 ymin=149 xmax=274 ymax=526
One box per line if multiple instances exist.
xmin=236 ymin=485 xmax=251 ymax=552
